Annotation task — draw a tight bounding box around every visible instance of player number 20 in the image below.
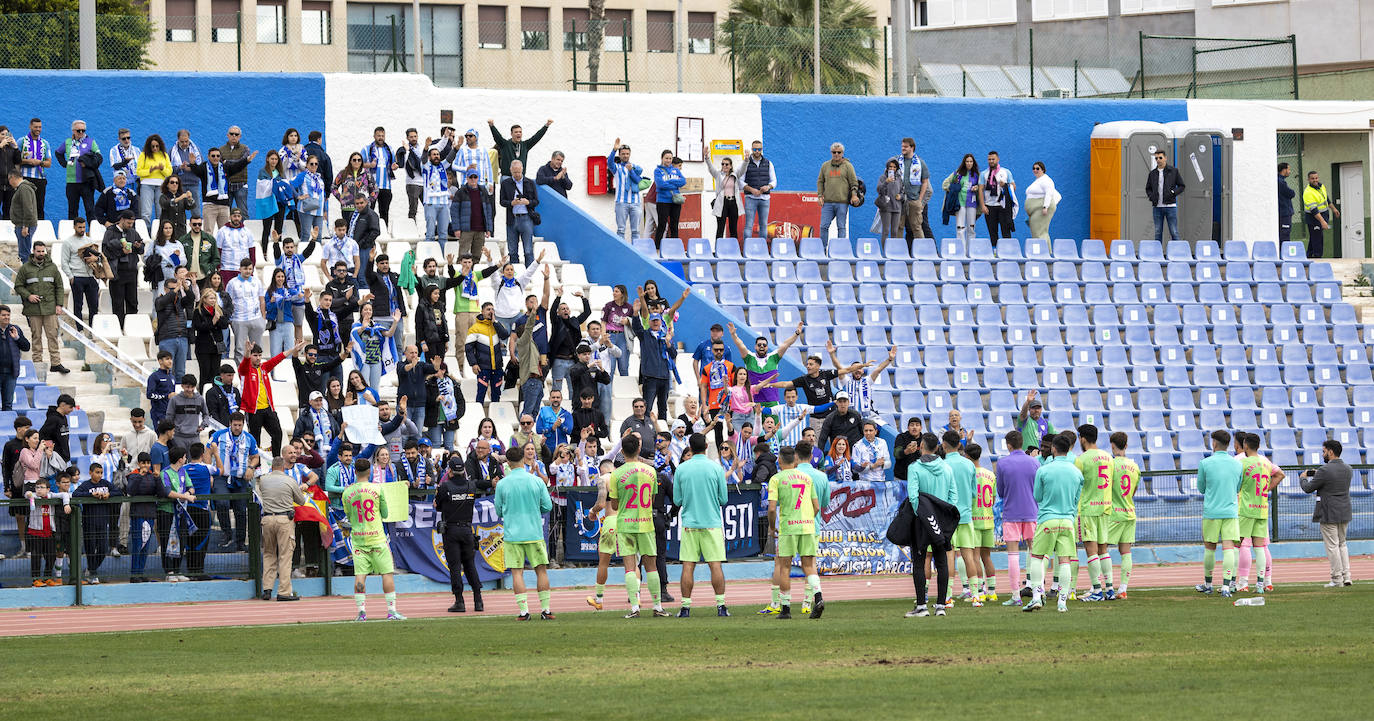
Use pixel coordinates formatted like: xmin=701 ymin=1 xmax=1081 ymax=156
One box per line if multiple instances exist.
xmin=623 ymin=482 xmax=652 ymax=509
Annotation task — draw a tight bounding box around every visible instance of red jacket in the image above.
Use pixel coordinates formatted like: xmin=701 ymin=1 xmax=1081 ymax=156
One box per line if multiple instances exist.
xmin=238 ymin=352 xmax=288 ymax=412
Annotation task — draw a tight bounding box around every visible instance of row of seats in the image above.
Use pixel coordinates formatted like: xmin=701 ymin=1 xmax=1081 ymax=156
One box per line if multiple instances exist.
xmin=648 ymin=235 xmax=1313 ymax=265
xmin=689 ymin=259 xmax=1332 ymax=286
xmin=705 ymin=280 xmax=1344 ymax=308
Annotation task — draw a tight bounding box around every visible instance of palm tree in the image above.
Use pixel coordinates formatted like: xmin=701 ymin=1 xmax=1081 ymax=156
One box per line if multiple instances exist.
xmin=720 ymin=0 xmax=879 ymax=94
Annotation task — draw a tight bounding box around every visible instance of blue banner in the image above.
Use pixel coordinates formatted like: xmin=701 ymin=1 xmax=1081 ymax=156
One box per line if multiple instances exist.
xmin=387 ymin=498 xmax=509 ymax=584
xmin=563 ymin=488 xmax=762 ymax=562
xmin=815 ymin=481 xmax=913 ymax=576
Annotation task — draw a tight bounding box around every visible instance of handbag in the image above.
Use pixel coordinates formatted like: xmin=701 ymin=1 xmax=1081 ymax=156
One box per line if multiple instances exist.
xmin=502 ymin=359 xmax=520 ymax=390
xmin=672 ymin=192 xmax=685 ymax=205
xmin=529 ymin=210 xmax=541 ymax=225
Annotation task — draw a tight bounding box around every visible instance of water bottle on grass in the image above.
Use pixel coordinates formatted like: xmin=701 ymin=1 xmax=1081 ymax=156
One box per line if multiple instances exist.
xmin=1233 ymin=597 xmax=1265 ymax=607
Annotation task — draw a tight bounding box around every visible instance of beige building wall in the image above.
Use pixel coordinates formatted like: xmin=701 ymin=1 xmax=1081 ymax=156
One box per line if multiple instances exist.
xmin=144 ymin=0 xmax=890 ymax=94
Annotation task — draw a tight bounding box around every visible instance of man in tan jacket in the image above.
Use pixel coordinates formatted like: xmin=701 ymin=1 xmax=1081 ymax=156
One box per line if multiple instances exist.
xmin=816 ymin=142 xmax=858 ymax=243
xmin=258 ymin=454 xmax=307 ymax=601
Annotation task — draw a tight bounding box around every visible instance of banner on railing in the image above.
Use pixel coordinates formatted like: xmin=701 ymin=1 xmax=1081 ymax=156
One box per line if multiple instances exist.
xmin=387 ymin=498 xmax=523 ymax=584
xmin=562 ymin=487 xmax=762 ymax=562
xmin=815 ymin=481 xmax=913 ymax=576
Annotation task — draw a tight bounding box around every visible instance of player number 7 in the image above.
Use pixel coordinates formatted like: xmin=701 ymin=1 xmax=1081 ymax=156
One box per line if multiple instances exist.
xmin=791 ymin=483 xmax=806 ymax=510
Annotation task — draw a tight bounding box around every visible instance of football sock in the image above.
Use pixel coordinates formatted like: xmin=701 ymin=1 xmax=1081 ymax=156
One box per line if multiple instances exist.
xmin=780 ymin=592 xmax=791 ymax=606
xmin=595 ymin=583 xmax=605 ymax=600
xmin=1263 ymin=546 xmax=1273 ymax=583
xmin=715 ymin=593 xmax=726 ymax=605
xmin=626 ymin=571 xmax=640 ymax=607
xmin=1119 ymin=553 xmax=1132 ymax=592
xmin=1008 ymin=552 xmax=1021 ymax=589
xmin=537 ymin=590 xmax=551 ymax=613
xmin=516 ymin=592 xmax=529 ymax=615
xmin=1070 ymin=559 xmax=1079 ymax=589
xmin=1087 ymin=556 xmax=1101 ymax=591
xmin=354 ymin=593 xmax=366 ymax=613
xmin=681 ymin=597 xmax=692 ymax=608
xmin=1102 ymin=553 xmax=1114 ymax=589
xmin=385 ymin=592 xmax=397 ymax=612
xmin=1238 ymin=539 xmax=1252 ymax=583
xmin=1029 ymin=557 xmax=1045 ymax=600
xmin=646 ymin=571 xmax=662 ymax=606
xmin=1203 ymin=548 xmax=1216 ymax=583
xmin=770 ymin=585 xmax=780 ymax=607
xmin=806 ymin=574 xmax=821 ymax=605
xmin=956 ymin=556 xmax=968 ymax=591
xmin=1222 ymin=548 xmax=1238 ymax=583
xmin=1058 ymin=562 xmax=1073 ymax=599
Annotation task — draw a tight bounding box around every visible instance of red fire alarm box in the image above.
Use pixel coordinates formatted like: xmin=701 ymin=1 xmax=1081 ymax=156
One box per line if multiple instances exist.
xmin=586 ymin=155 xmax=608 ymax=195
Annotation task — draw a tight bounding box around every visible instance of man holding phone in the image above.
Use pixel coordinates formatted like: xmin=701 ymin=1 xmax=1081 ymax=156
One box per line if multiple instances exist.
xmin=1301 ymin=440 xmax=1353 ymax=587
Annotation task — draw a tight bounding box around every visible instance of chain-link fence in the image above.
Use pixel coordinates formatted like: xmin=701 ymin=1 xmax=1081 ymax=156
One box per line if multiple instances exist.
xmin=1139 ymin=33 xmax=1298 ymax=100
xmin=0 ymin=12 xmax=151 ymax=70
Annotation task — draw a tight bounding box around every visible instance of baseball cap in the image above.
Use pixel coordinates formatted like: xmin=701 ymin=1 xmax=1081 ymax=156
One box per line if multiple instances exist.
xmin=309 ymin=390 xmax=324 ymax=401
xmin=1029 ymin=399 xmax=1043 ymax=408
xmin=834 ymin=390 xmax=850 ymax=400
xmin=465 ymin=170 xmax=479 ymax=178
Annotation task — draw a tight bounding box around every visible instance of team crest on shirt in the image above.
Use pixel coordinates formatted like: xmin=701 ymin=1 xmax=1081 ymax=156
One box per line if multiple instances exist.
xmin=477 ymin=527 xmax=506 ymax=572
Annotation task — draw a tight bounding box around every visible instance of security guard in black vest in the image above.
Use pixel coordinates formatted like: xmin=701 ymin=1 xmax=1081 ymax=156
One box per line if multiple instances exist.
xmin=434 ymin=453 xmax=492 ymax=612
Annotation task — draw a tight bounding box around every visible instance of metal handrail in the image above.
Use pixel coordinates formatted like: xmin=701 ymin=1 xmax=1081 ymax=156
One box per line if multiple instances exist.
xmin=0 ymin=266 xmax=148 ymax=385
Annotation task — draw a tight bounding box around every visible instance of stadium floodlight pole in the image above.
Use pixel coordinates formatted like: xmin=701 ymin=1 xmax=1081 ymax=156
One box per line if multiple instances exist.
xmin=813 ymin=0 xmax=821 ymax=94
xmin=892 ymin=0 xmax=907 ymax=96
xmin=79 ymin=0 xmax=96 ymax=70
xmin=412 ymin=0 xmax=423 ymax=76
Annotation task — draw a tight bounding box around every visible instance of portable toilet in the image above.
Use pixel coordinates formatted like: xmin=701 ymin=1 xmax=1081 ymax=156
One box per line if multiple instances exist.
xmin=1090 ymin=121 xmax=1170 ymax=250
xmin=1163 ymin=121 xmax=1232 ymax=244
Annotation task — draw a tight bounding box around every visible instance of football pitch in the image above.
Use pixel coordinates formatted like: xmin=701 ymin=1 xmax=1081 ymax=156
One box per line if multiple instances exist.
xmin=5 ymin=584 xmax=1370 ymax=720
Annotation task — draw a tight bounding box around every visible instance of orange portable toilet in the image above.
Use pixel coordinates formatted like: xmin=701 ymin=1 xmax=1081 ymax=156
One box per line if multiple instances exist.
xmin=586 ymin=155 xmax=608 ymax=196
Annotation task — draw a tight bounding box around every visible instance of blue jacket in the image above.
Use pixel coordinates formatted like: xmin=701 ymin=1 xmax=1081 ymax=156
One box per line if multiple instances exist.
xmin=535 ymin=406 xmax=573 ymax=452
xmin=0 ymin=322 xmax=30 ymax=376
xmin=146 ymin=368 xmax=176 ymax=427
xmin=653 ymin=165 xmax=686 ymax=203
xmin=264 ymin=287 xmax=302 ymax=324
xmin=452 ymin=184 xmax=496 ymax=233
xmin=1278 ymin=174 xmax=1295 ymax=217
xmin=632 ymin=316 xmax=676 ymax=381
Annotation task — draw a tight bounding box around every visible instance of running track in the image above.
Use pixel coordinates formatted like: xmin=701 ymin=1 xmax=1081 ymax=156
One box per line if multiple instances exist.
xmin=0 ymin=557 xmax=1366 ymax=638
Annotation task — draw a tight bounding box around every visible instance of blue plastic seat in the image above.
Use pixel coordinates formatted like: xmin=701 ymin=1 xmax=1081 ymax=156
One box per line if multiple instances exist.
xmin=1165 ymin=240 xmax=1193 ymax=262
xmin=827 ymin=261 xmax=855 ymax=283
xmin=940 ymin=237 xmax=965 ymax=259
xmin=1168 ymin=283 xmax=1196 ymax=303
xmin=941 ymin=285 xmax=967 ymax=304
xmin=830 ymin=284 xmax=858 ymax=305
xmin=1252 ymin=241 xmax=1279 ymax=262
xmin=1110 ymin=240 xmax=1136 ymax=262
xmin=969 ymin=261 xmax=996 ymax=284
xmin=853 ymin=237 xmax=882 ymax=261
xmin=1081 ymin=262 xmax=1108 ymax=284
xmin=632 ymin=237 xmax=658 ymax=256
xmin=715 ymin=261 xmax=744 ymax=284
xmin=1024 ymin=238 xmax=1051 ymax=261
xmin=746 ymin=283 xmax=773 ymax=306
xmin=688 ymin=237 xmax=713 ymax=258
xmin=996 ymin=241 xmax=1024 ymax=261
xmin=774 ymin=283 xmax=802 ymax=306
xmin=995 ymin=261 xmax=1023 ymax=284
xmin=1280 ymin=241 xmax=1308 ymax=262
xmin=742 ymin=260 xmax=771 ymax=284
xmin=790 ymin=260 xmax=820 ymax=283
xmin=1314 ymin=283 xmax=1340 ymax=304
xmin=716 ymin=238 xmax=744 ymax=260
xmin=882 ymin=236 xmax=910 ymax=260
xmin=854 ymin=260 xmax=881 ymax=283
xmin=687 ymin=261 xmax=715 ymax=284
xmin=1311 ymin=262 xmax=1335 ymax=281
xmin=1052 ymin=261 xmax=1079 ymax=284
xmin=1080 ymin=238 xmax=1107 ymax=261
xmin=858 ymin=284 xmax=885 ymax=305
xmin=968 ymin=238 xmax=995 ymax=260
xmin=743 ymin=236 xmax=769 ymax=259
xmin=1140 ymin=283 xmax=1166 ymax=304
xmin=1198 ymin=283 xmax=1224 ymax=304
xmin=798 ymin=236 xmax=825 ymax=260
xmin=1138 ymin=240 xmax=1165 ymax=262
xmin=1023 ymin=261 xmax=1049 ymax=283
xmin=1194 ymin=241 xmax=1220 ymax=262
xmin=1166 ymin=261 xmax=1193 ymax=283
xmin=913 ymin=284 xmax=939 ymax=304
xmin=661 ymin=240 xmax=688 ymax=260
xmin=911 ymin=261 xmax=938 ymax=283
xmin=1195 ymin=262 xmax=1220 ymax=284
xmin=910 ymin=238 xmax=938 ymax=260
xmin=1223 ymin=241 xmax=1249 ymax=261
xmin=747 ymin=306 xmax=774 ymax=328
xmin=1281 ymin=262 xmax=1306 ymax=283
xmin=1051 ymin=238 xmax=1079 ymax=260
xmin=940 ymin=261 xmax=967 ymax=283
xmin=718 ymin=283 xmax=745 ymax=305
xmin=1112 ymin=284 xmax=1139 ymax=304
xmin=880 ymin=260 xmax=911 ymax=283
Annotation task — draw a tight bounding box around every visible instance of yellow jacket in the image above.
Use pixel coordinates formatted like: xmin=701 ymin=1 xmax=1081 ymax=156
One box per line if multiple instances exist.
xmin=1303 ymin=183 xmax=1330 ymax=216
xmin=136 ymin=151 xmax=173 ymax=183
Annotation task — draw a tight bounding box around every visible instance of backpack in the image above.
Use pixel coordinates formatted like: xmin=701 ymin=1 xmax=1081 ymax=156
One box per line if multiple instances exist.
xmin=850 ymin=178 xmax=866 ymax=207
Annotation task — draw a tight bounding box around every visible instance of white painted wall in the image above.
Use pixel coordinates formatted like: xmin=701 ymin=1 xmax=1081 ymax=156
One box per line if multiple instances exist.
xmin=323 ymin=73 xmax=762 ymax=233
xmin=1187 ymin=99 xmax=1374 ymax=246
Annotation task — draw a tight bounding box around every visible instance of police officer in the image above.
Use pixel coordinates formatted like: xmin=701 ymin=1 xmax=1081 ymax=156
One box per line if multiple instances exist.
xmin=434 ymin=453 xmax=492 ymax=612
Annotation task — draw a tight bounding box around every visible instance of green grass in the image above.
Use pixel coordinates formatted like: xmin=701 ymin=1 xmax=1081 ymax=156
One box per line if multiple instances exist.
xmin=4 ymin=585 xmax=1371 ymax=720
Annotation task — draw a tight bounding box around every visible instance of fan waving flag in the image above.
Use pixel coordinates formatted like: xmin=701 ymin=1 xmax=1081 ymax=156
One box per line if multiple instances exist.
xmin=295 ymin=485 xmax=334 ymax=550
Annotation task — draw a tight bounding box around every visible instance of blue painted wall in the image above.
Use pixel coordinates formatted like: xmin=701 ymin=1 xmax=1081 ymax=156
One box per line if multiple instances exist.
xmin=0 ymin=71 xmax=326 ymax=222
xmin=760 ymin=96 xmax=1188 ymax=243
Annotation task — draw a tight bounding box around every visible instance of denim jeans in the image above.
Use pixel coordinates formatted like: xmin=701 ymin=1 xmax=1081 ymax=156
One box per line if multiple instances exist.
xmin=597 ymin=381 xmax=613 ymax=426
xmin=0 ymin=373 xmax=16 ymax=411
xmin=607 ymin=331 xmax=630 ymax=376
xmin=157 ymin=336 xmax=189 ymax=380
xmin=642 ymin=376 xmax=669 ymax=419
xmin=301 ymin=212 xmax=328 ymax=248
xmin=231 ymin=184 xmax=250 ymax=218
xmin=743 ymin=194 xmax=770 ymax=238
xmin=1153 ymin=206 xmax=1179 ymax=242
xmin=614 ymin=201 xmax=642 ymax=240
xmin=819 ymin=201 xmax=849 ymax=242
xmin=550 ymin=358 xmax=575 ymax=399
xmin=269 ymin=321 xmax=295 ymax=364
xmin=130 ymin=516 xmax=156 ymax=574
xmin=15 ymin=226 xmax=32 ymax=263
xmin=212 ymin=475 xmax=248 ymax=546
xmin=356 ymin=244 xmax=372 ymax=291
xmin=139 ymin=184 xmax=160 ymax=228
xmin=360 ymin=361 xmax=383 ymax=392
xmin=406 ymin=405 xmax=427 ymax=435
xmin=521 ymin=377 xmax=544 ymax=418
xmin=507 ymin=213 xmax=534 ymax=266
xmin=424 ymin=203 xmax=451 ymax=246
xmin=427 ymin=425 xmax=456 ymax=448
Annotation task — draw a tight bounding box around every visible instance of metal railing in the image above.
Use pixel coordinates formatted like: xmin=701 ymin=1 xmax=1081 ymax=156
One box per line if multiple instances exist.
xmin=0 ymin=268 xmax=149 ymax=386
